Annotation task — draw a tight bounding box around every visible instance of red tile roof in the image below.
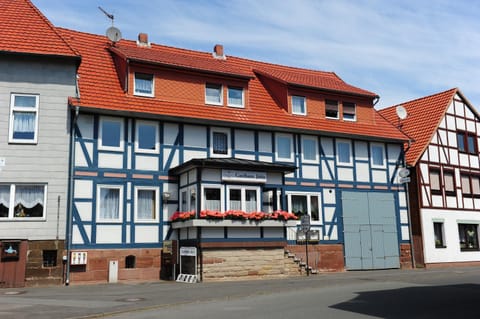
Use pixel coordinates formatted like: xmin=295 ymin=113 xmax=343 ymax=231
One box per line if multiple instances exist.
xmin=0 ymin=0 xmax=78 ymax=57
xmin=60 ymin=28 xmax=406 ymax=142
xmin=379 ymin=88 xmax=458 ymax=166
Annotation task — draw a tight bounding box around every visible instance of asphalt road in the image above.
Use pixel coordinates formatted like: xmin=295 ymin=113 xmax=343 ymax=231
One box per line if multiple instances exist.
xmin=1 ymin=267 xmax=479 ymax=319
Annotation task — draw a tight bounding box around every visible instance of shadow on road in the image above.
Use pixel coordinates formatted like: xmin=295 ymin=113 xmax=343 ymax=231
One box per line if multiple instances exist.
xmin=330 ymin=284 xmax=479 ymax=318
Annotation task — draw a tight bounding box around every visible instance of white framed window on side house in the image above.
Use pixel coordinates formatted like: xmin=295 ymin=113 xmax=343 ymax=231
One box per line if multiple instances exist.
xmin=226 ymin=185 xmax=261 ymax=212
xmin=134 ymin=72 xmax=154 ymax=97
xmin=210 ymin=128 xmax=231 ymax=157
xmin=0 ymin=184 xmax=47 ymax=219
xmin=336 ymin=139 xmax=352 ymax=165
xmin=9 ymin=93 xmax=39 ymax=144
xmin=302 ymin=135 xmax=318 ymax=163
xmin=370 ymin=143 xmax=386 ymax=168
xmin=343 ymin=102 xmax=356 ymax=121
xmin=97 ymin=185 xmax=123 ymax=222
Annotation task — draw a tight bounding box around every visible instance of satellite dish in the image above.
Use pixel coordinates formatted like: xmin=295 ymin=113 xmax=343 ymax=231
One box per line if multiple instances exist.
xmin=396 ymin=105 xmax=408 ymax=120
xmin=106 ymin=26 xmax=122 ymax=43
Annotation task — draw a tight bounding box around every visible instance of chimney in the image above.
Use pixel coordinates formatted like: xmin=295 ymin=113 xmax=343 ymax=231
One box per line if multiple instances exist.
xmin=137 ymin=33 xmax=150 ymax=47
xmin=213 ymin=44 xmax=226 ymax=59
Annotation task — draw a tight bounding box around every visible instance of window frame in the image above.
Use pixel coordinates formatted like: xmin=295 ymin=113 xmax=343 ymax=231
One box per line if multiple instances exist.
xmin=443 ymin=169 xmax=456 ymax=196
xmin=429 ymin=168 xmax=442 ymax=195
xmin=336 ymin=139 xmax=353 ymax=166
xmin=134 ymin=186 xmax=159 ymax=222
xmin=99 ymin=116 xmax=124 ymax=151
xmin=205 ymin=83 xmax=223 ymax=106
xmin=301 ymin=135 xmax=319 ymax=163
xmin=433 ymin=221 xmax=446 ymax=248
xmin=286 ymin=192 xmax=321 ymax=222
xmin=275 ymin=133 xmax=294 ymax=162
xmin=292 ymin=95 xmax=306 ymax=116
xmin=96 ymin=184 xmax=123 ymax=223
xmin=133 ymin=72 xmax=154 ymax=97
xmin=0 ymin=184 xmax=47 ymax=220
xmin=9 ymin=93 xmax=40 ymax=144
xmin=226 ymin=185 xmax=261 ymax=212
xmin=210 ymin=127 xmax=231 ymax=157
xmin=201 ymin=184 xmax=224 ymax=212
xmin=458 ymin=223 xmax=479 ymax=251
xmin=460 ymin=173 xmax=480 ymax=198
xmin=370 ymin=143 xmax=386 ymax=168
xmin=135 ymin=120 xmax=159 ymax=153
xmin=343 ymin=102 xmax=356 ymax=121
xmin=227 ymin=86 xmax=244 ymax=108
xmin=457 ymin=131 xmax=477 ymax=154
xmin=325 ymin=100 xmax=339 ymax=119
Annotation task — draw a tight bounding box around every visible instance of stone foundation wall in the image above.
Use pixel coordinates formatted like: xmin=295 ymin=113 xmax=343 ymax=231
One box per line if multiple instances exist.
xmin=286 ymin=244 xmax=345 ymax=272
xmin=400 ymin=243 xmax=413 ymax=269
xmin=69 ymin=248 xmax=161 ymax=284
xmin=25 ymin=240 xmax=65 ymax=287
xmin=201 ymin=247 xmax=296 ymax=281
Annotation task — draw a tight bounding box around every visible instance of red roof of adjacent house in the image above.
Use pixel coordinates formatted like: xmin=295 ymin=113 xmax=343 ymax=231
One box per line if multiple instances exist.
xmin=0 ymin=0 xmax=78 ymax=57
xmin=59 ymin=27 xmax=406 ymax=142
xmin=379 ymin=88 xmax=459 ymax=166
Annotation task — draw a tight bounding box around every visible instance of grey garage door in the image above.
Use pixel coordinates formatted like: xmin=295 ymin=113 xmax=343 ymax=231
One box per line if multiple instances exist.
xmin=342 ymin=191 xmax=400 ymax=270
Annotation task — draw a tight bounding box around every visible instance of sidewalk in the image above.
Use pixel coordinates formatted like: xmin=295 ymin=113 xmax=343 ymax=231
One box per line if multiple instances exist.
xmin=1 ymin=267 xmax=479 ymax=319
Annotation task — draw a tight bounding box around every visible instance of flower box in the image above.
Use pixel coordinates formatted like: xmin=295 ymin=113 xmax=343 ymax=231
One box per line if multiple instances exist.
xmin=171 ymin=219 xmax=298 ymax=229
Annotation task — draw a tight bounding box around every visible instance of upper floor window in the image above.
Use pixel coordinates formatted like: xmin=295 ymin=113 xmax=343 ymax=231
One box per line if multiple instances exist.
xmin=276 ymin=133 xmax=294 ymax=162
xmin=461 ymin=174 xmax=480 ymax=197
xmin=211 ymin=128 xmax=230 ymax=157
xmin=325 ymin=100 xmax=339 ymax=119
xmin=429 ymin=168 xmax=441 ymax=195
xmin=457 ymin=131 xmax=477 ymax=155
xmin=302 ymin=136 xmax=318 ymax=163
xmin=444 ymin=170 xmax=455 ymax=196
xmin=292 ymin=96 xmax=306 ymax=115
xmin=206 ymin=83 xmax=223 ymax=105
xmin=134 ymin=73 xmax=154 ymax=97
xmin=337 ymin=140 xmax=352 ymax=165
xmin=99 ymin=117 xmax=124 ymax=151
xmin=343 ymin=102 xmax=356 ymax=121
xmin=371 ymin=143 xmax=385 ymax=168
xmin=9 ymin=93 xmax=39 ymax=144
xmin=97 ymin=185 xmax=123 ymax=222
xmin=135 ymin=187 xmax=158 ymax=221
xmin=0 ymin=184 xmax=46 ymax=219
xmin=135 ymin=120 xmax=159 ymax=153
xmin=227 ymin=86 xmax=244 ymax=108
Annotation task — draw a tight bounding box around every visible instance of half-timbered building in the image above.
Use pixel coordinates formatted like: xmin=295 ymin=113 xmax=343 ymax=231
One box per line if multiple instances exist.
xmin=59 ymin=25 xmax=411 ymax=283
xmin=380 ymin=88 xmax=480 ymax=267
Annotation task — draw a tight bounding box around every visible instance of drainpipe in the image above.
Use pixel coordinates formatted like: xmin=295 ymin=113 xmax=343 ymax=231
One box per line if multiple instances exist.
xmin=65 ymin=105 xmax=80 ymax=285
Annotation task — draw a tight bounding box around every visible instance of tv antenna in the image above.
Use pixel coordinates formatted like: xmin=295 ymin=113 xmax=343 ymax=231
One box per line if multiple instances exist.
xmin=98 ymin=6 xmax=122 ymax=43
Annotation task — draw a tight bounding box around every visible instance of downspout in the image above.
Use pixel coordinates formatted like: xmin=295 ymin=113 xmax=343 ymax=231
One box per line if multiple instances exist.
xmin=65 ymin=105 xmax=80 ymax=285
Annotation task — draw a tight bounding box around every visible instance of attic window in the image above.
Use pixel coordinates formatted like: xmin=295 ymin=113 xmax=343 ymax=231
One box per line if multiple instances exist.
xmin=134 ymin=73 xmax=154 ymax=97
xmin=206 ymin=83 xmax=223 ymax=105
xmin=343 ymin=102 xmax=356 ymax=121
xmin=325 ymin=100 xmax=339 ymax=119
xmin=227 ymin=86 xmax=244 ymax=108
xmin=292 ymin=96 xmax=306 ymax=115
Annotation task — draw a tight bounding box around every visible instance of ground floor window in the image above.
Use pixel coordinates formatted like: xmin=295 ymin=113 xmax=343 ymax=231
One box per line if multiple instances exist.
xmin=433 ymin=222 xmax=445 ymax=248
xmin=42 ymin=250 xmax=57 ymax=267
xmin=458 ymin=223 xmax=479 ymax=251
xmin=202 ymin=186 xmax=222 ymax=211
xmin=287 ymin=193 xmax=320 ymax=221
xmin=0 ymin=184 xmax=46 ymax=219
xmin=135 ymin=187 xmax=159 ymax=221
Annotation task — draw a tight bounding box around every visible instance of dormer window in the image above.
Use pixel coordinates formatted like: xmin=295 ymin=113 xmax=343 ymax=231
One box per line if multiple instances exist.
xmin=292 ymin=96 xmax=306 ymax=115
xmin=227 ymin=86 xmax=244 ymax=108
xmin=326 ymin=100 xmax=339 ymax=119
xmin=206 ymin=83 xmax=223 ymax=105
xmin=134 ymin=73 xmax=154 ymax=97
xmin=343 ymin=102 xmax=356 ymax=121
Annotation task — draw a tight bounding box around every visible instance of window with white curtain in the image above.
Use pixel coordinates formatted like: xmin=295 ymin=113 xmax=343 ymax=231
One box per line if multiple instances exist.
xmin=210 ymin=128 xmax=231 ymax=157
xmin=226 ymin=186 xmax=260 ymax=212
xmin=97 ymin=185 xmax=123 ymax=222
xmin=134 ymin=73 xmax=154 ymax=96
xmin=203 ymin=187 xmax=222 ymax=211
xmin=135 ymin=187 xmax=158 ymax=221
xmin=9 ymin=94 xmax=39 ymax=143
xmin=0 ymin=184 xmax=46 ymax=219
xmin=287 ymin=193 xmax=321 ymax=222
xmin=292 ymin=96 xmax=306 ymax=115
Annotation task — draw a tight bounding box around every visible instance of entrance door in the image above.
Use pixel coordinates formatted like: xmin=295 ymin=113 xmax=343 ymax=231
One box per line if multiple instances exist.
xmin=342 ymin=191 xmax=400 ymax=270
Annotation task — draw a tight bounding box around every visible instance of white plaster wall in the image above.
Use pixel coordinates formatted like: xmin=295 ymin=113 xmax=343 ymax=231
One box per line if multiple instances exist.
xmin=422 ymin=208 xmax=480 ymax=263
xmin=134 ymin=225 xmax=158 ymax=243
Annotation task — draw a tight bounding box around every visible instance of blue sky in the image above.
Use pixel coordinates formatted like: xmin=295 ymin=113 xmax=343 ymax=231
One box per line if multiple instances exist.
xmin=32 ymin=0 xmax=480 ymax=110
